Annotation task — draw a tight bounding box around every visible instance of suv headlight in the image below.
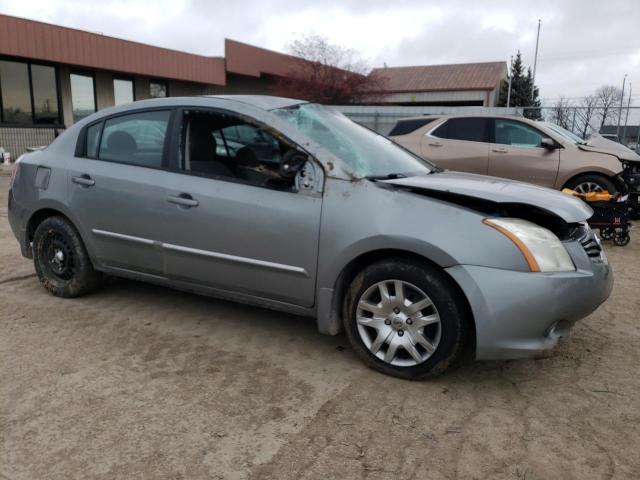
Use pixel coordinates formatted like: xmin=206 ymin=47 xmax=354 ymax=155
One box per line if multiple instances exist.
xmin=483 ymin=217 xmax=575 ymax=272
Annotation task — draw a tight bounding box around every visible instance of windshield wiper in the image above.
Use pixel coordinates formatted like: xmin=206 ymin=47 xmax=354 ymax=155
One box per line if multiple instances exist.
xmin=365 ymin=173 xmax=409 ymax=181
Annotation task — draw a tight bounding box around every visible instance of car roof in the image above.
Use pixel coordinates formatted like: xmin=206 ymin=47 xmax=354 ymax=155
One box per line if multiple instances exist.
xmin=78 ymin=95 xmax=308 ymax=119
xmin=205 ymin=95 xmax=307 ymax=110
xmin=396 ymin=113 xmax=527 ymax=122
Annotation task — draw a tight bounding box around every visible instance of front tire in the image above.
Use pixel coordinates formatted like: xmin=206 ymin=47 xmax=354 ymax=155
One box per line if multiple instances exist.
xmin=343 ymin=258 xmax=469 ymax=379
xmin=32 ymin=216 xmax=102 ymax=297
xmin=565 ymin=174 xmax=618 ymax=194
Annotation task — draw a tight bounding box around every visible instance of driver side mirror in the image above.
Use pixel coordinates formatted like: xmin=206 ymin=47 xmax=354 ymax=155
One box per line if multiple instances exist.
xmin=279 ymin=150 xmax=308 ymax=179
xmin=541 ymin=138 xmax=558 ymax=150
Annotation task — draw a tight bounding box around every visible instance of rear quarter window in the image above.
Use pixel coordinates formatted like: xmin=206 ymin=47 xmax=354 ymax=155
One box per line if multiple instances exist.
xmin=85 ymin=122 xmax=101 ymax=158
xmin=388 ymin=118 xmax=439 ymax=136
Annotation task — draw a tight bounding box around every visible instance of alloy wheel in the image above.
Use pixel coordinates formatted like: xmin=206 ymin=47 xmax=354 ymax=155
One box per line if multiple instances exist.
xmin=356 ymin=279 xmax=442 ymax=367
xmin=574 ymin=181 xmax=605 ymax=194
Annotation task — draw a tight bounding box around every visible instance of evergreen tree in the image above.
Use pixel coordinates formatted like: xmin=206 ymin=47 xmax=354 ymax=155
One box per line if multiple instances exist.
xmin=498 ymin=51 xmax=541 ymax=119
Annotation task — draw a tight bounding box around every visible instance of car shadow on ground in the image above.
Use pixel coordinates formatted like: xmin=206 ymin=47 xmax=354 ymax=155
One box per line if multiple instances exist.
xmin=89 ymin=275 xmax=529 ymax=383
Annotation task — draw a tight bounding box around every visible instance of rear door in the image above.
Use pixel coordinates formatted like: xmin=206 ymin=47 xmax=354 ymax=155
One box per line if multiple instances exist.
xmin=66 ymin=109 xmax=173 ymax=276
xmin=420 ymin=117 xmax=490 ymax=174
xmin=488 ymin=118 xmax=560 ymax=187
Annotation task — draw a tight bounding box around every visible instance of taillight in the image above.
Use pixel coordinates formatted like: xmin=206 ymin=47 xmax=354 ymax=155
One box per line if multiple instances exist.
xmin=9 ymin=155 xmax=23 ymax=188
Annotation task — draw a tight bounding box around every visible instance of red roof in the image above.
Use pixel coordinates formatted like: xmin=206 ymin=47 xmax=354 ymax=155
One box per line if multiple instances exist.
xmin=369 ymin=62 xmax=507 ymax=93
xmin=0 ymin=14 xmax=226 ymax=85
xmin=225 ymin=39 xmax=306 ymax=78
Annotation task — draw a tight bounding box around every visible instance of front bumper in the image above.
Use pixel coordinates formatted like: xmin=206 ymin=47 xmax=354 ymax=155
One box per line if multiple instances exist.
xmin=446 ymin=240 xmax=613 ymax=360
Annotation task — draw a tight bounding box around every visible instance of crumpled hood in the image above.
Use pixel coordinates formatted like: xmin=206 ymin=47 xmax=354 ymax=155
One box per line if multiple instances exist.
xmin=382 ymin=171 xmax=593 ymax=223
xmin=580 ymin=135 xmax=640 ymax=162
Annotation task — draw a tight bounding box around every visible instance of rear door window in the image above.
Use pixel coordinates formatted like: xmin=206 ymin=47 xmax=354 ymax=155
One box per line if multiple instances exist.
xmin=98 ymin=110 xmax=171 ymax=168
xmin=432 ymin=118 xmax=490 ymax=143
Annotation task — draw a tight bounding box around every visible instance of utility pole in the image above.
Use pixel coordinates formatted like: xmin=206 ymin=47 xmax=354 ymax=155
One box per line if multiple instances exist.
xmin=506 ymin=55 xmax=513 ymax=107
xmin=531 ymin=19 xmax=541 ymax=102
xmin=622 ymin=82 xmax=632 ymax=144
xmin=617 ymin=73 xmax=627 ymax=139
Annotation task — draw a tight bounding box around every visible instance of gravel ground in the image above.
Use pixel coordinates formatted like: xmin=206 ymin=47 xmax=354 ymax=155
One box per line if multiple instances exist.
xmin=1 ymin=172 xmax=639 ymax=480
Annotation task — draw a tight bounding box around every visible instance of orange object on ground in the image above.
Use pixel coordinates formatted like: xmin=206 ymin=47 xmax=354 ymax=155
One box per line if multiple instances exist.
xmin=562 ymin=188 xmax=614 ymax=202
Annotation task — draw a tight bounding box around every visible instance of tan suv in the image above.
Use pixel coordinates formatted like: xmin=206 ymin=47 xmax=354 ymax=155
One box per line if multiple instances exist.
xmin=389 ymin=114 xmax=640 ymax=194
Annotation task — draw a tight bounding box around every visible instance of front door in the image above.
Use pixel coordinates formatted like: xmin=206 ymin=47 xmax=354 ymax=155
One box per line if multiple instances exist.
xmin=162 ymin=109 xmax=323 ymax=307
xmin=66 ymin=109 xmax=173 ymax=276
xmin=488 ymin=118 xmax=560 ymax=187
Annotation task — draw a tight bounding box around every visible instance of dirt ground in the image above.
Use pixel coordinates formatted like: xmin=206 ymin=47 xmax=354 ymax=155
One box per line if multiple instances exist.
xmin=1 ymin=171 xmax=639 ymax=480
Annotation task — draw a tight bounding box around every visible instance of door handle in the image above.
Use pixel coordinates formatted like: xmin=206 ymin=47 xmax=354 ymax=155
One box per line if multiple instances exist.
xmin=492 ymin=147 xmax=509 ymax=153
xmin=428 ymin=141 xmax=443 ymax=147
xmin=167 ymin=194 xmax=199 ymax=208
xmin=71 ymin=174 xmax=95 ymax=187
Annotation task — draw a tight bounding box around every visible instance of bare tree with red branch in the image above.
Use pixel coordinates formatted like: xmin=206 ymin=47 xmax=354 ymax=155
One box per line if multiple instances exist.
xmin=272 ymin=35 xmax=387 ymax=104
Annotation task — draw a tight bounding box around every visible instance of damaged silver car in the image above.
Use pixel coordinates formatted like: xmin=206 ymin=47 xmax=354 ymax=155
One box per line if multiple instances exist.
xmin=8 ymin=95 xmax=613 ymax=378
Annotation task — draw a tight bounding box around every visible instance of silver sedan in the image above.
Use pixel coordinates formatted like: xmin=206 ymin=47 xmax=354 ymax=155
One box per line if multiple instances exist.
xmin=8 ymin=95 xmax=613 ymax=378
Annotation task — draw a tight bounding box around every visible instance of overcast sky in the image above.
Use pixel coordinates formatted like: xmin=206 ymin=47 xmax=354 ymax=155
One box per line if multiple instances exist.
xmin=1 ymin=0 xmax=639 ymax=104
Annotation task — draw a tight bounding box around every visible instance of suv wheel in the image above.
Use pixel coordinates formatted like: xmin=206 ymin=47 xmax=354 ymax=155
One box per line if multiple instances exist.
xmin=32 ymin=216 xmax=102 ymax=297
xmin=343 ymin=258 xmax=469 ymax=379
xmin=566 ymin=174 xmax=618 ymax=194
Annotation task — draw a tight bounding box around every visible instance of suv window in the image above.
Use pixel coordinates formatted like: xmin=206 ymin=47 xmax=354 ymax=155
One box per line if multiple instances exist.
xmin=494 ymin=119 xmax=544 ymax=148
xmin=98 ymin=110 xmax=171 ymax=168
xmin=432 ymin=118 xmax=489 ymax=143
xmin=388 ymin=118 xmax=438 ymax=136
xmin=182 ymin=110 xmax=295 ymax=190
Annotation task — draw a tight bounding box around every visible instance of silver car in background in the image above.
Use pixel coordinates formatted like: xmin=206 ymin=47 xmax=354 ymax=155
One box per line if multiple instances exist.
xmin=8 ymin=95 xmax=613 ymax=378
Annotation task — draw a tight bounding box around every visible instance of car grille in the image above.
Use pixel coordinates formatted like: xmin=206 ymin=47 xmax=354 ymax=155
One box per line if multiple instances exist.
xmin=581 ymin=234 xmax=603 ymax=260
xmin=569 ymin=222 xmax=605 ymax=262
xmin=569 ymin=223 xmax=603 ymax=261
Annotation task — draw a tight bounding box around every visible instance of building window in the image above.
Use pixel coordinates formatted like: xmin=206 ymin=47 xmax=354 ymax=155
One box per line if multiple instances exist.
xmin=70 ymin=72 xmax=96 ymax=123
xmin=113 ymin=77 xmax=134 ymax=106
xmin=31 ymin=64 xmax=59 ymax=124
xmin=149 ymin=80 xmax=168 ymax=98
xmin=0 ymin=60 xmax=33 ymax=124
xmin=0 ymin=59 xmax=61 ymax=126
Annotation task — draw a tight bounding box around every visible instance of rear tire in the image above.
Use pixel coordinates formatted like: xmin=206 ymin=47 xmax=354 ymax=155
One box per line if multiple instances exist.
xmin=343 ymin=258 xmax=469 ymax=379
xmin=565 ymin=174 xmax=618 ymax=194
xmin=32 ymin=216 xmax=102 ymax=297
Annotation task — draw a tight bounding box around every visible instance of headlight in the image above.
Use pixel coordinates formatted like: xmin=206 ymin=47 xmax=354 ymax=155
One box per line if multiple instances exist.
xmin=483 ymin=217 xmax=575 ymax=272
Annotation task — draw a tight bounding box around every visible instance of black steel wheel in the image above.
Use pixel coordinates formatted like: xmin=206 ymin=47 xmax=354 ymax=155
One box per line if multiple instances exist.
xmin=33 ymin=216 xmax=102 ymax=297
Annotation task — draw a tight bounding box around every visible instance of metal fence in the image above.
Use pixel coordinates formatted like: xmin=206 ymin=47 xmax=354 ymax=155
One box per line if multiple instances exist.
xmin=335 ymin=105 xmax=524 ymax=135
xmin=3 ymin=105 xmax=637 ymax=159
xmin=0 ymin=127 xmax=61 ymax=159
xmin=521 ymin=106 xmax=640 ymax=147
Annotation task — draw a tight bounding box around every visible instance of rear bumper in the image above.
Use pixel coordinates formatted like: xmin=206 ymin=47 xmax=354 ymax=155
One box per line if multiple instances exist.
xmin=446 ymin=241 xmax=613 ymax=360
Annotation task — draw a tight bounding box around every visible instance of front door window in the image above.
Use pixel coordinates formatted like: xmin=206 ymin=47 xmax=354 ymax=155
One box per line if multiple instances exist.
xmin=494 ymin=119 xmax=544 ymax=148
